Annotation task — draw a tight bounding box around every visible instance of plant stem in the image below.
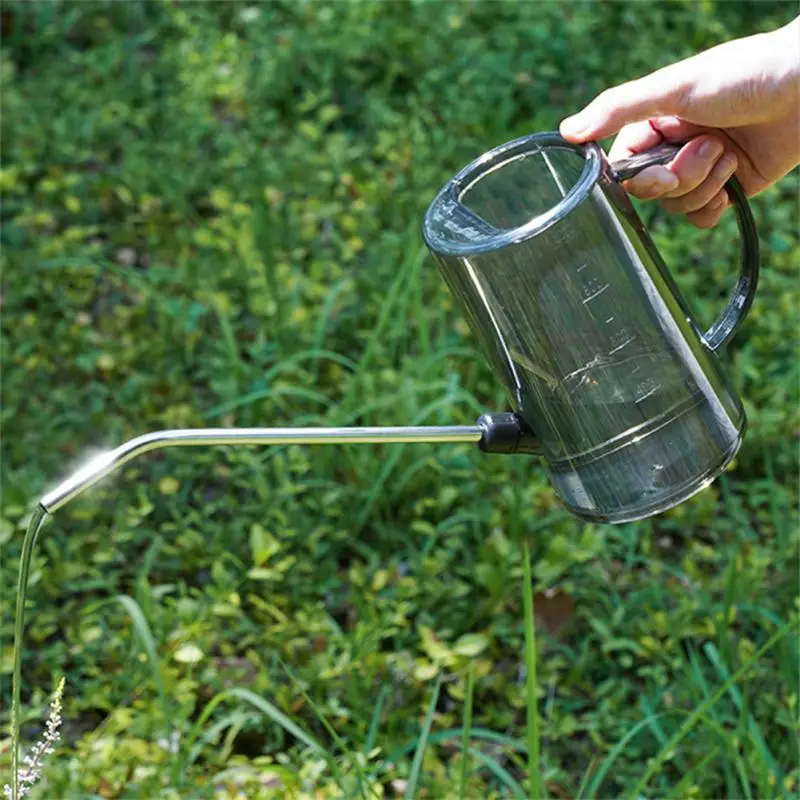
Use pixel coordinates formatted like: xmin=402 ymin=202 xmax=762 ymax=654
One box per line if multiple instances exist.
xmin=459 ymin=663 xmax=475 ymax=799
xmin=522 ymin=537 xmax=541 ymax=800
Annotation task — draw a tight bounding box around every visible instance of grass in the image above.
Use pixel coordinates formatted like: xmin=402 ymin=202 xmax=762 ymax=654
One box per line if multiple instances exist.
xmin=1 ymin=1 xmax=799 ymax=797
xmin=405 ymin=674 xmax=442 ymax=799
xmin=628 ymin=618 xmax=797 ymax=798
xmin=458 ymin=664 xmax=474 ymax=798
xmin=522 ymin=537 xmax=540 ymax=799
xmin=114 ymin=594 xmax=172 ymax=743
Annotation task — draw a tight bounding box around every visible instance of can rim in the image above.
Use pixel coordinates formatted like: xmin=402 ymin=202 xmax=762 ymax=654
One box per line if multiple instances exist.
xmin=423 ymin=131 xmax=604 ymax=257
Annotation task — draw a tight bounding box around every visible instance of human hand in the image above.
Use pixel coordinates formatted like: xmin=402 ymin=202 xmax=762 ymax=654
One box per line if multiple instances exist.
xmin=560 ymin=17 xmax=800 ymax=228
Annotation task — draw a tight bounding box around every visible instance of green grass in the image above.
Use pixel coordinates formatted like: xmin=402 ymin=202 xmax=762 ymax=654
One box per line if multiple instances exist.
xmin=406 ymin=673 xmax=442 ymax=799
xmin=458 ymin=664 xmax=475 ymax=798
xmin=2 ymin=1 xmax=799 ymax=797
xmin=521 ymin=538 xmax=541 ymax=800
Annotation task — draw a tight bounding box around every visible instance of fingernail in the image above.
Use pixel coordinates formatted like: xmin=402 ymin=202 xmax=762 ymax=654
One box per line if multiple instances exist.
xmin=639 ymin=166 xmax=679 ymax=195
xmin=698 ymin=139 xmax=724 ymax=160
xmin=656 ymin=175 xmax=680 ymax=194
xmin=714 ymin=153 xmax=738 ymax=177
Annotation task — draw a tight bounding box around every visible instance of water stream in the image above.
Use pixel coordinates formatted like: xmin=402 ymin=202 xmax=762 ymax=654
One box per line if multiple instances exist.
xmin=9 ymin=504 xmax=50 ymax=800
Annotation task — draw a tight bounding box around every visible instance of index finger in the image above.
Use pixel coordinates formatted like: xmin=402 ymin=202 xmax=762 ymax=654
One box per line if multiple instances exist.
xmin=607 ymin=120 xmax=664 ymax=162
xmin=559 ymin=61 xmax=692 ymax=141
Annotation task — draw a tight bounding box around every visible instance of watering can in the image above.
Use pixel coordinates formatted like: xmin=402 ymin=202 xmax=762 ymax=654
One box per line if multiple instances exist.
xmin=12 ymin=131 xmax=762 ymax=798
xmin=39 ymin=133 xmax=759 ymax=524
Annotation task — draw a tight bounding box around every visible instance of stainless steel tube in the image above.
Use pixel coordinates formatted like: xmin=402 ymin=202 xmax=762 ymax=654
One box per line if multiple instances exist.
xmin=40 ymin=425 xmax=483 ymax=513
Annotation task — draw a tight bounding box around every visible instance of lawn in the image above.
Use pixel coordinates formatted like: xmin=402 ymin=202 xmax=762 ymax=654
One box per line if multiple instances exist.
xmin=1 ymin=1 xmax=798 ymax=797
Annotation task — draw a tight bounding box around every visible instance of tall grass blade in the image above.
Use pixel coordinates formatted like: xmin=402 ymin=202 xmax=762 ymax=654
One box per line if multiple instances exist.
xmin=685 ymin=643 xmax=744 ymax=797
xmin=278 ymin=660 xmax=360 ymax=790
xmin=114 ymin=595 xmax=170 ymax=728
xmin=704 ymin=642 xmax=781 ymax=793
xmin=205 ymin=385 xmax=331 ymax=418
xmin=355 ymin=393 xmax=482 ymax=529
xmin=585 ymin=712 xmax=671 ymax=798
xmin=177 ymin=687 xmax=325 ymax=783
xmin=188 ymin=710 xmax=252 ymax=767
xmin=467 ymin=747 xmax=526 ymax=799
xmin=574 ymin=757 xmax=597 ymax=800
xmin=664 ymin=747 xmax=721 ymax=799
xmin=364 ymin=685 xmax=390 ymax=758
xmin=405 ymin=673 xmax=442 ymax=800
xmin=641 ymin=694 xmax=688 ymax=778
xmin=229 ymin=687 xmax=324 ymax=753
xmin=459 ymin=664 xmax=475 ymax=800
xmin=346 ymin=240 xmax=419 ymax=404
xmin=521 ymin=537 xmax=541 ymax=800
xmin=587 ymin=704 xmax=749 ymax=799
xmin=386 ymin=727 xmax=526 ymax=765
xmin=763 ymin=446 xmax=790 ymax=551
xmin=412 ymin=251 xmax=432 ymax=359
xmin=628 ymin=618 xmax=796 ymax=798
xmin=312 ymin=277 xmax=352 ymax=373
xmin=178 ymin=690 xmax=236 ymax=777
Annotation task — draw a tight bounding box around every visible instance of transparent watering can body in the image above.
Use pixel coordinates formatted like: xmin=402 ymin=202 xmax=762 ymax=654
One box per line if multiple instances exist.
xmin=423 ymin=132 xmax=759 ymax=523
xmin=35 ymin=133 xmax=758 ymax=524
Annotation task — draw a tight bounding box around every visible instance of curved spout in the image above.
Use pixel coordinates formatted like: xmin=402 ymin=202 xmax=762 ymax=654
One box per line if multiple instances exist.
xmin=40 ymin=425 xmax=483 ymax=513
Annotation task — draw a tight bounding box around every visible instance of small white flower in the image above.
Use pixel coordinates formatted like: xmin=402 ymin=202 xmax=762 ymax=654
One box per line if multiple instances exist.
xmin=4 ymin=677 xmax=65 ymax=800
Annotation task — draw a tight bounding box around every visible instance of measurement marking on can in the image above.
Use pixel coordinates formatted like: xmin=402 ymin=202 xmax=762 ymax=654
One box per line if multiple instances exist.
xmin=609 ymin=327 xmax=635 ymax=353
xmin=609 ymin=340 xmax=634 ymax=354
xmin=581 ymin=276 xmax=609 ymax=303
xmin=635 ymin=378 xmax=662 ymax=403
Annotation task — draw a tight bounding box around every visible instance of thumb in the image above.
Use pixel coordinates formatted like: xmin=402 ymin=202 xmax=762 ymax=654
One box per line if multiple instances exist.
xmin=560 ymin=62 xmax=691 ymax=142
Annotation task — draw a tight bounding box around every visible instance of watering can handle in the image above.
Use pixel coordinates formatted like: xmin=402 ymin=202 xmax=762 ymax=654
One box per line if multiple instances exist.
xmin=611 ymin=141 xmax=760 ymax=352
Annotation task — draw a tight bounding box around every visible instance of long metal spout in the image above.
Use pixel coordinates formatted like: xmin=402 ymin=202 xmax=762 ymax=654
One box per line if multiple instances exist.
xmin=40 ymin=425 xmax=483 ymax=512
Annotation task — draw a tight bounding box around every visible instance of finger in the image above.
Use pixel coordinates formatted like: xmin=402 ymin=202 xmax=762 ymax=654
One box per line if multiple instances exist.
xmin=560 ymin=61 xmax=691 ymax=142
xmin=650 ymin=118 xmax=764 ymax=196
xmin=621 ymin=165 xmax=679 ymax=199
xmin=659 ymin=135 xmax=726 ymax=198
xmin=609 ymin=120 xmax=724 ymax=199
xmin=686 ymin=190 xmax=729 ymax=229
xmin=649 ymin=115 xmax=710 ymax=142
xmin=608 ymin=120 xmax=663 ymax=161
xmin=609 ymin=116 xmax=710 ymax=162
xmin=660 ymin=152 xmax=738 ymax=213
